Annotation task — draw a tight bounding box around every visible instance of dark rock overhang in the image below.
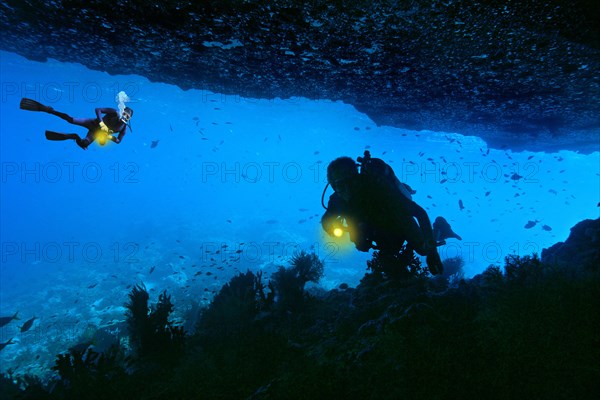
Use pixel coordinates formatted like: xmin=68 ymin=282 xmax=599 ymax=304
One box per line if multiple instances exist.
xmin=1 ymin=0 xmax=599 ymax=153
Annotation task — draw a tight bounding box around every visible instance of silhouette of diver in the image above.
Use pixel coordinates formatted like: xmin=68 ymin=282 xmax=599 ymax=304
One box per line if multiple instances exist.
xmin=321 ymin=151 xmax=461 ymax=275
xmin=20 ymin=98 xmax=133 ymax=150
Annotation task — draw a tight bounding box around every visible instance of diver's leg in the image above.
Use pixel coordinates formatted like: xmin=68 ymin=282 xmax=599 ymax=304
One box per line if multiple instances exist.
xmin=404 ymin=217 xmax=427 ymax=255
xmin=45 ymin=131 xmax=87 ymax=150
xmin=409 ymin=202 xmax=435 ymax=248
xmin=46 ymin=107 xmax=98 ymax=130
xmin=404 ymin=216 xmax=443 ymax=275
xmin=45 ymin=108 xmax=75 ymax=123
xmin=77 ymin=130 xmax=96 ymax=150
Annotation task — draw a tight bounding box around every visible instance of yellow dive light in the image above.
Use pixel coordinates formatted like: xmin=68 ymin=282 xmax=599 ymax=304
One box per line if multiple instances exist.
xmin=94 ymin=121 xmax=114 ymax=146
xmin=333 ymin=227 xmax=344 ymax=237
xmin=94 ymin=131 xmax=113 ymax=146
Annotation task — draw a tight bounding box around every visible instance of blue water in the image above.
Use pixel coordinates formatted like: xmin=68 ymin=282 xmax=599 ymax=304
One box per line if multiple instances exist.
xmin=0 ymin=50 xmax=598 ymax=375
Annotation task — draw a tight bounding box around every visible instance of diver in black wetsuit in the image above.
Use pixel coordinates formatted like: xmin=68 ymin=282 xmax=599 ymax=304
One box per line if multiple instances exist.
xmin=321 ymin=152 xmax=452 ymax=275
xmin=19 ymin=98 xmax=133 ymax=150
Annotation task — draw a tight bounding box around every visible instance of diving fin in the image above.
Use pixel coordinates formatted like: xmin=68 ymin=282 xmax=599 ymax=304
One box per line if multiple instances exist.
xmin=45 ymin=131 xmax=86 ymax=149
xmin=45 ymin=131 xmax=76 ymax=141
xmin=20 ymin=98 xmax=53 ymax=112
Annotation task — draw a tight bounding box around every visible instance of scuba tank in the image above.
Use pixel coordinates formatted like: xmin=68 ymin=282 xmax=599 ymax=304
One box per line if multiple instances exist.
xmin=357 ymin=150 xmax=415 ymax=200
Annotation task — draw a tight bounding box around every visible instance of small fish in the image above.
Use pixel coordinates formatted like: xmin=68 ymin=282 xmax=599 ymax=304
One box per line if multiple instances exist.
xmin=149 ymin=266 xmax=155 ymax=274
xmin=354 ymin=127 xmax=360 ymax=131
xmin=524 ymin=220 xmax=538 ymax=229
xmin=542 ymin=225 xmax=552 ymax=231
xmin=440 ymin=179 xmax=447 ymax=184
xmin=527 ymin=155 xmax=534 ymax=160
xmin=511 ymin=173 xmax=523 ymax=180
xmin=459 ymin=199 xmax=464 ymax=210
xmin=87 ymin=283 xmax=98 ymax=289
xmin=150 ymin=140 xmax=160 ymax=149
xmin=0 ymin=338 xmax=15 ymax=352
xmin=0 ymin=312 xmax=19 ymax=328
xmin=485 ymin=191 xmax=491 ymax=197
xmin=169 ymin=124 xmax=173 ymax=131
xmin=20 ymin=317 xmax=37 ymax=333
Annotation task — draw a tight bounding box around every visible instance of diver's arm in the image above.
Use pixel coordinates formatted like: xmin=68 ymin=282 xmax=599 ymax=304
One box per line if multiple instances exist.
xmin=95 ymin=107 xmax=118 ymax=121
xmin=110 ymin=126 xmax=126 ymax=144
xmin=94 ymin=108 xmax=108 ymax=121
xmin=321 ymin=195 xmax=344 ymax=234
xmin=321 ymin=209 xmax=340 ymax=234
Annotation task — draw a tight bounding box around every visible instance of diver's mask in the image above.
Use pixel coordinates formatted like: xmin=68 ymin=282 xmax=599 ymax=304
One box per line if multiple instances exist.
xmin=120 ymin=111 xmax=132 ymax=124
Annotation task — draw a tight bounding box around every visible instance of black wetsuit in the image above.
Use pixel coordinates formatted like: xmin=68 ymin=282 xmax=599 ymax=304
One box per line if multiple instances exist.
xmin=48 ymin=107 xmax=128 ymax=149
xmin=321 ymin=172 xmax=436 ymax=256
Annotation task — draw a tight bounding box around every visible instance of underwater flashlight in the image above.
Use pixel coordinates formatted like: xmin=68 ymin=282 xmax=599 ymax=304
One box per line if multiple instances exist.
xmin=94 ymin=130 xmax=112 ymax=146
xmin=330 ymin=217 xmax=349 ymax=238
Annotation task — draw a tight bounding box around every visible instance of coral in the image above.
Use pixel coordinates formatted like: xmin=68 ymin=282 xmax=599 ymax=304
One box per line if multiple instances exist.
xmin=366 ymin=247 xmax=425 ymax=279
xmin=7 ymin=218 xmax=600 ymax=398
xmin=441 ymin=255 xmax=465 ymax=287
xmin=198 ymin=270 xmax=273 ymax=337
xmin=289 ymin=250 xmax=325 ymax=284
xmin=125 ymin=283 xmax=185 ymax=362
xmin=50 ymin=346 xmax=129 ymax=399
xmin=442 ymin=256 xmax=465 ymax=279
xmin=271 ymin=251 xmax=324 ymax=312
xmin=503 ymin=254 xmax=544 ymax=286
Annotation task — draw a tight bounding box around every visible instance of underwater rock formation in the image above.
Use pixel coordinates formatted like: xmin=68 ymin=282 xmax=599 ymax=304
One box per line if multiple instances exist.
xmin=541 ymin=217 xmax=600 ymax=272
xmin=3 ymin=247 xmax=599 ymax=399
xmin=1 ymin=0 xmax=599 ymax=152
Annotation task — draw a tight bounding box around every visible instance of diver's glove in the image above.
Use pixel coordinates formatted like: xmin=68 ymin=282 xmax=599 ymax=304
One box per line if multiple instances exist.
xmin=99 ymin=121 xmax=111 ymax=133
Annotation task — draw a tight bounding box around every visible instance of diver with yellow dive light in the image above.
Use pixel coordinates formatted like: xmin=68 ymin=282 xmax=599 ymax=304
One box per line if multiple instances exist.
xmin=19 ymin=98 xmax=133 ymax=150
xmin=321 ymin=151 xmax=459 ymax=276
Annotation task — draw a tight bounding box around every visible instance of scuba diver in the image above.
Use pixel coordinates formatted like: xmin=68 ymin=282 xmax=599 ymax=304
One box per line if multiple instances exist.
xmin=321 ymin=151 xmax=461 ymax=276
xmin=19 ymin=98 xmax=133 ymax=150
